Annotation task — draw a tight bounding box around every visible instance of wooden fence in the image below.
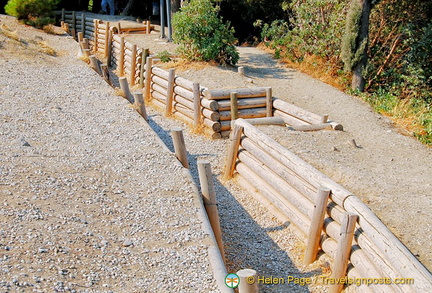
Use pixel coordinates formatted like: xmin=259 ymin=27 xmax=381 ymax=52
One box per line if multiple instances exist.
xmin=225 ymin=118 xmax=432 ymax=292
xmin=61 ymin=11 xmax=341 ymax=140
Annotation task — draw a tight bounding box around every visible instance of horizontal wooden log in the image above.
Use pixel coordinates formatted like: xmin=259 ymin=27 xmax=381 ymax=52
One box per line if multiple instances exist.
xmin=174 ymin=94 xmax=194 ymax=110
xmin=287 ymin=123 xmax=333 ymax=131
xmin=175 ymin=76 xmax=194 ymax=91
xmin=151 ymin=83 xmax=168 ymax=97
xmin=221 ymin=130 xmax=231 ymax=138
xmin=273 ymin=99 xmax=324 ymax=124
xmin=151 ymin=90 xmax=167 ymax=104
xmin=124 ymin=41 xmax=135 ymax=51
xmin=152 ymin=75 xmax=169 ymax=89
xmin=204 ymin=87 xmax=269 ymax=100
xmin=344 ymin=196 xmax=431 ymax=291
xmin=234 ymin=118 xmax=353 ymax=207
xmin=201 ymin=98 xmax=219 ymax=111
xmin=244 ymin=117 xmax=286 ymax=126
xmin=219 ymin=108 xmax=267 ymax=121
xmin=236 ymin=162 xmax=310 ymax=236
xmin=152 ymin=66 xmax=169 ymax=80
xmin=220 ymin=121 xmax=231 ymax=132
xmin=174 ymin=85 xmax=194 ymax=101
xmin=273 ymin=110 xmax=310 ymax=126
xmin=202 ymin=108 xmax=220 ymax=122
xmin=173 ymin=103 xmax=193 ymax=120
xmin=238 ymin=150 xmax=314 ymax=218
xmin=112 ymin=34 xmax=122 ymax=43
xmin=218 ymin=97 xmax=267 ymax=111
xmin=203 ymin=118 xmax=221 ymax=132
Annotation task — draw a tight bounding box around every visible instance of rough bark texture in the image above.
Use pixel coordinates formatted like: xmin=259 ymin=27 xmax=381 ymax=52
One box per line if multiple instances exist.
xmin=351 ymin=0 xmax=371 ymax=91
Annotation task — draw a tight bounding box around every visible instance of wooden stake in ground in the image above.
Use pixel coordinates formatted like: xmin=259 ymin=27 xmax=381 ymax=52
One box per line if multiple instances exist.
xmin=100 ymin=64 xmax=111 ymax=85
xmin=165 ymin=68 xmax=176 ymax=115
xmin=237 ymin=269 xmax=258 ymax=293
xmin=139 ymin=49 xmax=150 ymax=88
xmin=130 ymin=44 xmax=137 ymax=86
xmin=230 ymin=92 xmax=238 ymax=121
xmin=193 ymin=82 xmax=201 ymax=126
xmin=330 ymin=213 xmax=358 ymax=293
xmin=144 ymin=57 xmax=153 ymax=101
xmin=197 ymin=160 xmax=225 ymax=262
xmin=171 ymin=127 xmax=189 ymax=168
xmin=223 ymin=124 xmax=243 ymax=180
xmin=304 ymin=186 xmax=331 ymax=265
xmin=266 ymin=87 xmax=273 ymax=117
xmin=119 ymin=77 xmax=132 ymax=103
xmin=119 ymin=36 xmax=125 ymax=76
xmin=133 ymin=92 xmax=148 ymax=121
xmin=89 ymin=55 xmax=101 ymax=75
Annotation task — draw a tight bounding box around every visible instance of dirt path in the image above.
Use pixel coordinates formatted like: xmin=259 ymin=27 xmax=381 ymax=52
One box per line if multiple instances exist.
xmin=235 ymin=46 xmax=432 ymax=271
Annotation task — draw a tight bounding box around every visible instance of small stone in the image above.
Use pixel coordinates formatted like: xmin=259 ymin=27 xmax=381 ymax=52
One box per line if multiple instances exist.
xmin=122 ymin=240 xmax=133 ymax=247
xmin=38 ymin=248 xmax=48 ymax=253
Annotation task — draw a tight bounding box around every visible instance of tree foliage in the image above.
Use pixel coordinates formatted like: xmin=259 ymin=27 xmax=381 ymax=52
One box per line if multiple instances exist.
xmin=172 ymin=0 xmax=239 ymax=65
xmin=5 ymin=0 xmax=59 ymax=28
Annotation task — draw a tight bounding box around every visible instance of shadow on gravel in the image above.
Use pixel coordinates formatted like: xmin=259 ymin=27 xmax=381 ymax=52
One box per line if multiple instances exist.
xmin=185 ymin=154 xmax=317 ymax=292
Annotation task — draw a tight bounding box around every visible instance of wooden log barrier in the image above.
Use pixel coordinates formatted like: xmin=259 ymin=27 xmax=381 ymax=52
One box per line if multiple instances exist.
xmin=89 ymin=55 xmax=101 ymax=75
xmin=273 ymin=109 xmax=311 ymax=126
xmin=174 ymin=85 xmax=194 ymax=101
xmin=119 ymin=36 xmax=125 ymax=76
xmin=171 ymin=127 xmax=189 ymax=168
xmin=329 ymin=213 xmax=358 ymax=293
xmin=204 ymin=87 xmax=268 ymax=100
xmin=152 ymin=83 xmax=168 ymax=97
xmin=130 ymin=44 xmax=137 ymax=86
xmin=81 ymin=13 xmax=86 ymax=35
xmin=201 ymin=98 xmax=219 ymax=111
xmin=304 ymin=186 xmax=331 ymax=265
xmin=100 ymin=64 xmax=111 ymax=85
xmin=287 ymin=123 xmax=333 ymax=132
xmin=107 ymin=29 xmax=113 ymax=66
xmin=217 ymin=97 xmax=267 ymax=111
xmin=197 ymin=160 xmax=225 ymax=262
xmin=233 ymin=119 xmax=353 ymax=207
xmin=153 ymin=66 xmax=170 ymax=80
xmin=104 ymin=21 xmax=110 ymax=58
xmin=230 ymin=92 xmax=238 ymax=120
xmin=93 ymin=19 xmax=98 ymax=52
xmin=153 ymin=75 xmax=169 ymax=89
xmin=139 ymin=49 xmax=150 ymax=88
xmin=273 ymin=99 xmax=325 ymax=125
xmin=243 ymin=117 xmax=285 ymax=126
xmin=266 ymin=87 xmax=273 ymax=117
xmin=175 ymin=76 xmax=195 ymax=91
xmin=220 ymin=108 xmax=267 ymax=121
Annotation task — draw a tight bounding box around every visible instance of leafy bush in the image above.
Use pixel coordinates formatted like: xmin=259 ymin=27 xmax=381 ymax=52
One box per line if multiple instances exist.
xmin=5 ymin=0 xmax=59 ymax=28
xmin=172 ymin=0 xmax=239 ymax=65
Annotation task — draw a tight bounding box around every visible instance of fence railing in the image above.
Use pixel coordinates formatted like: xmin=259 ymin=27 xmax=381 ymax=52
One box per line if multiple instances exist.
xmin=225 ymin=118 xmax=432 ymax=292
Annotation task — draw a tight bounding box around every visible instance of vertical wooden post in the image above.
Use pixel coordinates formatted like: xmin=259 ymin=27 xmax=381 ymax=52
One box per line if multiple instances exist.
xmin=304 ymin=186 xmax=331 ymax=265
xmin=89 ymin=55 xmax=101 ymax=75
xmin=266 ymin=87 xmax=273 ymax=117
xmin=133 ymin=92 xmax=148 ymax=121
xmin=77 ymin=32 xmax=84 ymax=43
xmin=72 ymin=11 xmax=76 ymax=39
xmin=197 ymin=160 xmax=225 ymax=262
xmin=329 ymin=213 xmax=358 ymax=293
xmin=165 ymin=68 xmax=175 ymax=115
xmin=100 ymin=64 xmax=111 ymax=85
xmin=139 ymin=49 xmax=150 ymax=88
xmin=83 ymin=49 xmax=91 ymax=57
xmin=94 ymin=19 xmax=98 ymax=53
xmin=77 ymin=32 xmax=84 ymax=56
xmin=230 ymin=92 xmax=238 ymax=121
xmin=107 ymin=29 xmax=113 ymax=66
xmin=237 ymin=269 xmax=258 ymax=293
xmin=144 ymin=57 xmax=153 ymax=101
xmin=130 ymin=44 xmax=137 ymax=85
xmin=223 ymin=124 xmax=243 ymax=180
xmin=238 ymin=66 xmax=245 ymax=75
xmin=119 ymin=36 xmax=125 ymax=76
xmin=193 ymin=83 xmax=201 ymax=126
xmin=104 ymin=22 xmax=110 ymax=58
xmin=171 ymin=127 xmax=189 ymax=168
xmin=81 ymin=13 xmax=86 ymax=35
xmin=146 ymin=20 xmax=151 ymax=34
xmin=119 ymin=77 xmax=132 ymax=102
xmin=61 ymin=8 xmax=65 ymax=22
xmin=322 ymin=114 xmax=329 ymax=123
xmin=64 ymin=23 xmax=70 ymax=34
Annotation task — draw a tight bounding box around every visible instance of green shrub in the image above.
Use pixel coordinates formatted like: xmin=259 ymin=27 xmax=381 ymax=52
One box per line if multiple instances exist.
xmin=5 ymin=0 xmax=59 ymax=28
xmin=156 ymin=50 xmax=172 ymax=63
xmin=172 ymin=0 xmax=239 ymax=65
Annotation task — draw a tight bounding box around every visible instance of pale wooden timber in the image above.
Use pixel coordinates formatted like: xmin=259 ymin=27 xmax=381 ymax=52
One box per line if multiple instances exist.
xmin=234 ymin=119 xmax=353 ymax=207
xmin=287 ymin=123 xmax=333 ymax=131
xmin=152 ymin=66 xmax=170 ymax=80
xmin=201 ymin=98 xmax=219 ymax=111
xmin=119 ymin=77 xmax=132 ymax=102
xmin=243 ymin=117 xmax=285 ymax=125
xmin=130 ymin=44 xmax=137 ymax=86
xmin=175 ymin=76 xmax=195 ymax=91
xmin=89 ymin=55 xmax=101 ymax=75
xmin=217 ymin=97 xmax=267 ymax=111
xmin=230 ymin=92 xmax=238 ymax=121
xmin=266 ymin=87 xmax=273 ymax=117
xmin=330 ymin=213 xmax=358 ymax=293
xmin=220 ymin=108 xmax=267 ymax=121
xmin=133 ymin=92 xmax=148 ymax=121
xmin=204 ymin=87 xmax=268 ymax=100
xmin=174 ymin=85 xmax=194 ymax=101
xmin=304 ymin=186 xmax=331 ymax=265
xmin=118 ymin=36 xmax=125 ymax=76
xmin=197 ymin=160 xmax=225 ymax=262
xmin=166 ymin=69 xmax=176 ymax=115
xmin=139 ymin=49 xmax=149 ymax=88
xmin=273 ymin=110 xmax=310 ymax=126
xmin=237 ymin=269 xmax=258 ymax=293
xmin=193 ymin=83 xmax=201 ymax=126
xmin=152 ymin=75 xmax=169 ymax=89
xmin=223 ymin=124 xmax=243 ymax=180
xmin=203 ymin=118 xmax=221 ymax=132
xmin=238 ymin=66 xmax=245 ymax=76
xmin=273 ymin=98 xmax=325 ymax=124
xmin=144 ymin=57 xmax=153 ymax=101
xmin=171 ymin=127 xmax=189 ymax=168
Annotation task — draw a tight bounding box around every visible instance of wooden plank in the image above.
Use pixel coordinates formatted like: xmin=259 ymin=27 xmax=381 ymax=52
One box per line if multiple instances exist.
xmin=220 ymin=108 xmax=267 ymax=121
xmin=273 ymin=99 xmax=324 ymax=125
xmin=217 ymin=97 xmax=267 ymax=111
xmin=274 ymin=110 xmax=310 ymax=126
xmin=204 ymin=87 xmax=268 ymax=100
xmin=223 ymin=125 xmax=243 ymax=180
xmin=244 ymin=117 xmax=285 ymax=125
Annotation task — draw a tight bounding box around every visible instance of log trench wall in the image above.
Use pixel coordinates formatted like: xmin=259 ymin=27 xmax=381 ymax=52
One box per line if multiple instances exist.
xmin=228 ymin=119 xmax=432 ymax=293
